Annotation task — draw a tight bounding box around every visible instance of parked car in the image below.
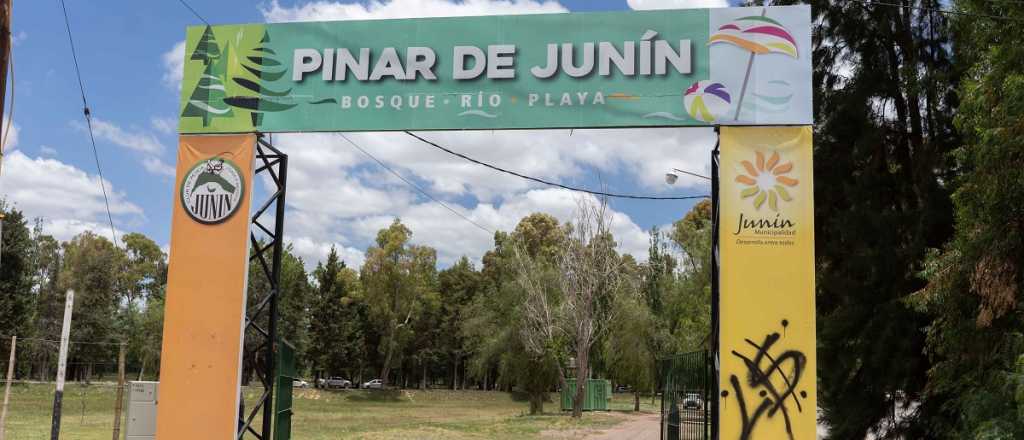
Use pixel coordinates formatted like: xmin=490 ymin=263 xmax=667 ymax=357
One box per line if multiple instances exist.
xmin=292 ymin=379 xmax=310 ymax=388
xmin=682 ymin=393 xmax=703 ymax=410
xmin=362 ymin=379 xmax=384 ymax=389
xmin=324 ymin=377 xmax=352 ymax=389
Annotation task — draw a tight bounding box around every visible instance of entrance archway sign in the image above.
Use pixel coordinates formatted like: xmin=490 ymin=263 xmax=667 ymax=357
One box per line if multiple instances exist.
xmin=177 ymin=6 xmax=811 ymax=133
xmin=160 ymin=5 xmax=815 ymax=440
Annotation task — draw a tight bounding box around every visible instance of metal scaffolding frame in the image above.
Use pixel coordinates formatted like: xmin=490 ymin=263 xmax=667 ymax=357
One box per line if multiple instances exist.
xmin=237 ymin=134 xmax=288 ymax=439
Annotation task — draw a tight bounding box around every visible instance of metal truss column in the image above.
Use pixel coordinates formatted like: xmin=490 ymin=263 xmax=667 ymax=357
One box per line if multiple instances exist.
xmin=237 ymin=134 xmax=288 ymax=440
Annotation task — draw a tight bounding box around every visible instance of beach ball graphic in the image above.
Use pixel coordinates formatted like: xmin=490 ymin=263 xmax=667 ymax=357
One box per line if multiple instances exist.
xmin=683 ymin=81 xmax=732 ymax=123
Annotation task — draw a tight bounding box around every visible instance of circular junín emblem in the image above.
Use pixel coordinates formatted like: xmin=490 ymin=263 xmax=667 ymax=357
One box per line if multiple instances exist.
xmin=180 ymin=157 xmax=245 ymax=225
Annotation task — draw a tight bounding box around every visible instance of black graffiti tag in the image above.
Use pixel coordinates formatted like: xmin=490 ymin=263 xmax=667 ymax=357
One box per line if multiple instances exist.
xmin=728 ymin=329 xmax=807 ymax=440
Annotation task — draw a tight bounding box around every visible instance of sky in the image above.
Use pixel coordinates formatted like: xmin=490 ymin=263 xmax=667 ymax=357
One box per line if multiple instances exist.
xmin=1 ymin=0 xmax=730 ymax=270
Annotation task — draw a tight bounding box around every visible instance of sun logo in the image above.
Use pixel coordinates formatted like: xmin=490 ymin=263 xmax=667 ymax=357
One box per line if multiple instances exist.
xmin=735 ymin=150 xmax=798 ymax=211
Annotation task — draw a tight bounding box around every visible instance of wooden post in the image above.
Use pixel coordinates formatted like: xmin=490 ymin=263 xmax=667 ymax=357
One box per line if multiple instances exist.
xmin=111 ymin=343 xmax=125 ymax=440
xmin=0 ymin=336 xmax=16 ymax=440
xmin=51 ymin=290 xmax=74 ymax=440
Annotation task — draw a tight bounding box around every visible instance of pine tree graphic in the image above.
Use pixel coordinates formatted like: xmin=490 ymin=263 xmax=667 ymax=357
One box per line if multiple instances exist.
xmin=190 ymin=25 xmax=221 ymax=65
xmin=181 ymin=40 xmax=233 ymax=127
xmin=224 ymin=29 xmax=296 ymax=127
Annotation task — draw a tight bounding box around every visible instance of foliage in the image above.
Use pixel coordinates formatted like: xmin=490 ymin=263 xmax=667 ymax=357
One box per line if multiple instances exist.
xmin=0 ymin=206 xmax=35 ymax=340
xmin=804 ymin=0 xmax=960 ymax=437
xmin=911 ymin=1 xmax=1024 ymax=437
xmin=360 ymin=219 xmax=437 ymax=386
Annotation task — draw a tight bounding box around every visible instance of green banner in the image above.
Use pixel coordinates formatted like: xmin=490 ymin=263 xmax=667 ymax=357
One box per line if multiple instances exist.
xmin=179 ymin=6 xmax=811 ymax=133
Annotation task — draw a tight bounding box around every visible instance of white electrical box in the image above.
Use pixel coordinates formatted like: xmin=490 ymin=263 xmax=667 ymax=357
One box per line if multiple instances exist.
xmin=125 ymin=381 xmax=158 ymax=440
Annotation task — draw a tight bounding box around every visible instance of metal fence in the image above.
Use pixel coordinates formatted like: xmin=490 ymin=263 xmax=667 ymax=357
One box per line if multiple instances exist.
xmin=659 ymin=350 xmax=712 ymax=440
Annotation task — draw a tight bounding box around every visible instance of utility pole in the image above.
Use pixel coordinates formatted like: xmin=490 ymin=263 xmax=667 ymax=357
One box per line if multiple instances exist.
xmin=0 ymin=0 xmax=12 ymax=272
xmin=0 ymin=0 xmax=11 ymax=180
xmin=51 ymin=290 xmax=74 ymax=440
xmin=111 ymin=343 xmax=125 ymax=440
xmin=0 ymin=336 xmax=15 ymax=440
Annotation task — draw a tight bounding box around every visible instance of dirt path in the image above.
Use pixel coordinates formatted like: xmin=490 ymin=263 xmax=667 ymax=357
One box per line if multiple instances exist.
xmin=582 ymin=412 xmax=660 ymax=440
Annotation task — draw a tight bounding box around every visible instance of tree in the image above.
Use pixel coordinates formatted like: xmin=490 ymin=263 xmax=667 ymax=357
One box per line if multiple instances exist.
xmin=307 ymin=247 xmax=362 ymax=385
xmin=913 ymin=2 xmax=1024 ymax=437
xmin=360 ymin=220 xmax=436 ymax=387
xmin=59 ymin=232 xmax=125 ymax=381
xmin=277 ymin=246 xmax=312 ymax=372
xmin=604 ymin=293 xmax=655 ymax=412
xmin=0 ymin=206 xmax=35 ymax=340
xmin=807 ymin=0 xmax=959 ymax=436
xmin=514 ymin=198 xmax=637 ymax=418
xmin=437 ymin=257 xmax=482 ymax=390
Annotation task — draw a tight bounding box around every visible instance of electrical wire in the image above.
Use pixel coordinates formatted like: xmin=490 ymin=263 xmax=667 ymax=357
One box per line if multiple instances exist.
xmin=174 ymin=0 xmax=210 ymax=26
xmin=847 ymin=0 xmax=1024 ymax=22
xmin=58 ymin=0 xmax=120 ymax=248
xmin=337 ymin=133 xmax=495 ymax=235
xmin=405 ymin=131 xmax=710 ymax=201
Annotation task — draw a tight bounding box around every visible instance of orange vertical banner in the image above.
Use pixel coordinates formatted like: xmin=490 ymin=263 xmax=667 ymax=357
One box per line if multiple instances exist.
xmin=157 ymin=135 xmax=255 ymax=439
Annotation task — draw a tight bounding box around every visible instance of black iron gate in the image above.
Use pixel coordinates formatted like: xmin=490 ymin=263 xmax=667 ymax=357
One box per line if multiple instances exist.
xmin=659 ymin=350 xmax=713 ymax=440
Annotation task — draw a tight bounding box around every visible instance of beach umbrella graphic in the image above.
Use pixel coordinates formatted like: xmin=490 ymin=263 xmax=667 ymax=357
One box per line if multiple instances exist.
xmin=709 ymin=10 xmax=798 ymax=121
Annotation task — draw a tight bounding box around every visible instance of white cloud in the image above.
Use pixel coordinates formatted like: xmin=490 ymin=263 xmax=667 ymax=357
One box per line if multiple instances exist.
xmin=628 ymin=0 xmax=729 ymax=9
xmin=151 ymin=117 xmax=177 ymax=135
xmin=82 ymin=117 xmax=165 ymax=154
xmin=1 ymin=116 xmax=18 ymax=152
xmin=0 ymin=150 xmax=144 ymax=241
xmin=40 ymin=145 xmax=57 ymax=156
xmin=162 ymin=40 xmax=186 ymax=90
xmin=290 ymin=236 xmax=365 ymax=269
xmin=262 ymin=0 xmax=567 ymax=22
xmin=41 ymin=218 xmax=125 ymax=243
xmin=142 ymin=156 xmax=176 ymax=177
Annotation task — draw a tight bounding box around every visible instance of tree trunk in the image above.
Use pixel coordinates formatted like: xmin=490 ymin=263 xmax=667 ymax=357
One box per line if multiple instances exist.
xmin=452 ymin=356 xmax=458 ymax=390
xmin=379 ymin=341 xmax=395 ymax=388
xmin=573 ymin=349 xmax=589 ymax=418
xmin=529 ymin=391 xmax=544 ymax=415
xmin=420 ymin=363 xmax=426 ymax=390
xmin=634 ymin=390 xmax=640 ymax=412
xmin=314 ymin=370 xmax=321 ymax=389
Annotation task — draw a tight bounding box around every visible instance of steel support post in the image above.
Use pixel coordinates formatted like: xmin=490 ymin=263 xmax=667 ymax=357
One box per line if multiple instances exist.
xmin=237 ymin=134 xmax=288 ymax=440
xmin=709 ymin=127 xmax=721 ymax=440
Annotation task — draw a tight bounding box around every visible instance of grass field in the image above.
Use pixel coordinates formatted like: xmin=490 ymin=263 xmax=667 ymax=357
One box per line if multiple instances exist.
xmin=1 ymin=383 xmax=657 ymax=439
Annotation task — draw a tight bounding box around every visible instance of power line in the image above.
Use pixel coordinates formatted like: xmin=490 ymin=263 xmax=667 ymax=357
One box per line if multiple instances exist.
xmin=847 ymin=0 xmax=1024 ymax=22
xmin=174 ymin=0 xmax=210 ymax=26
xmin=57 ymin=0 xmax=120 ymax=247
xmin=337 ymin=133 xmax=495 ymax=235
xmin=404 ymin=131 xmax=710 ymax=201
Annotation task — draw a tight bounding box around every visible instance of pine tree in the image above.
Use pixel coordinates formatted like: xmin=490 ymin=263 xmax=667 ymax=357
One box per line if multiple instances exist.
xmin=224 ymin=29 xmax=295 ymax=127
xmin=190 ymin=26 xmax=220 ymax=65
xmin=181 ymin=38 xmax=233 ymax=127
xmin=0 ymin=207 xmax=36 ymax=340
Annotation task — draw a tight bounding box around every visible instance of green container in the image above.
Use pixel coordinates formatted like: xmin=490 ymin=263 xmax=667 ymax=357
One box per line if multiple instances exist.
xmin=560 ymin=379 xmax=611 ymax=411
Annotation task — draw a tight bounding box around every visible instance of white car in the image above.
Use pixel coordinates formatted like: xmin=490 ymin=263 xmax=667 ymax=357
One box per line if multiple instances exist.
xmin=362 ymin=379 xmax=384 ymax=389
xmin=292 ymin=379 xmax=309 ymax=388
xmin=324 ymin=377 xmax=352 ymax=389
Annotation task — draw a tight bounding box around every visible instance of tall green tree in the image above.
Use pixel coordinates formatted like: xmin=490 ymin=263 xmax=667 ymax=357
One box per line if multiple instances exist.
xmin=0 ymin=207 xmax=35 ymax=340
xmin=914 ymin=2 xmax=1024 ymax=437
xmin=59 ymin=232 xmax=125 ymax=380
xmin=437 ymin=257 xmax=481 ymax=389
xmin=361 ymin=220 xmax=437 ymax=386
xmin=807 ymin=0 xmax=959 ymax=437
xmin=307 ymin=247 xmax=362 ymax=384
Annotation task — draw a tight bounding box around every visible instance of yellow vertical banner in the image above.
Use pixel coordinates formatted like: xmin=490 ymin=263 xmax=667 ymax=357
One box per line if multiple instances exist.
xmin=157 ymin=135 xmax=255 ymax=439
xmin=719 ymin=126 xmax=816 ymax=440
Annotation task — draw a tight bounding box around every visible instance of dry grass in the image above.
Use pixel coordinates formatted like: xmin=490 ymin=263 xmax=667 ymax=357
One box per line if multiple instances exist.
xmin=0 ymin=383 xmax=656 ymax=439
